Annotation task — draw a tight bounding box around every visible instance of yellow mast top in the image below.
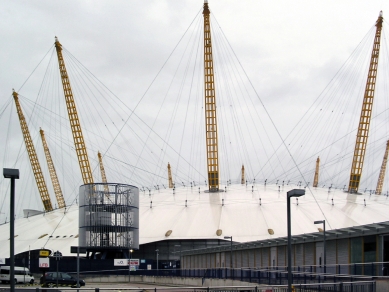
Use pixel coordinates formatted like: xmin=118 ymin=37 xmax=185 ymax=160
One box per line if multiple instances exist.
xmin=348 ymin=12 xmax=383 ymax=193
xmin=13 ymin=91 xmax=53 ymax=211
xmin=40 ymin=128 xmax=66 ymax=208
xmin=54 ymin=37 xmax=94 ymax=185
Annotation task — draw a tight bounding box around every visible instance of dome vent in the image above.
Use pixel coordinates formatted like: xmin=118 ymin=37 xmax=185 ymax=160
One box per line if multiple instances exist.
xmin=268 ymin=229 xmax=274 ymax=235
xmin=216 ymin=229 xmax=222 ymax=236
xmin=165 ymin=230 xmax=172 ymax=237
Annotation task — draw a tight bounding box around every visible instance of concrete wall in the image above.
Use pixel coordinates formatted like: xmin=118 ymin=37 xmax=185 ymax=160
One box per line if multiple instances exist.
xmin=85 ymin=275 xmax=260 ymax=287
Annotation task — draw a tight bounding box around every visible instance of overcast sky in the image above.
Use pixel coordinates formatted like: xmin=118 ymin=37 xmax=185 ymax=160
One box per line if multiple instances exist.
xmin=1 ymin=0 xmax=389 ymax=219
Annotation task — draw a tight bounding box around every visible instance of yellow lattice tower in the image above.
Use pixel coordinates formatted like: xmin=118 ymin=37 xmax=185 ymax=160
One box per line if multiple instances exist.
xmin=40 ymin=128 xmax=66 ymax=208
xmin=313 ymin=157 xmax=320 ymax=188
xmin=241 ymin=165 xmax=245 ymax=185
xmin=54 ymin=37 xmax=94 ymax=185
xmin=97 ymin=151 xmax=110 ymax=195
xmin=168 ymin=163 xmax=173 ymax=188
xmin=203 ymin=0 xmax=219 ymax=192
xmin=375 ymin=140 xmax=389 ymax=195
xmin=348 ymin=12 xmax=383 ymax=193
xmin=13 ymin=91 xmax=53 ymax=211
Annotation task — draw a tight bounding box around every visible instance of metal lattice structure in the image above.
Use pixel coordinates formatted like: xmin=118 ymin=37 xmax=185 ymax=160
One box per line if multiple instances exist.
xmin=97 ymin=151 xmax=110 ymax=195
xmin=313 ymin=157 xmax=320 ymax=188
xmin=79 ymin=183 xmax=139 ymax=250
xmin=375 ymin=140 xmax=389 ymax=195
xmin=40 ymin=128 xmax=66 ymax=209
xmin=348 ymin=12 xmax=383 ymax=193
xmin=168 ymin=163 xmax=173 ymax=188
xmin=13 ymin=91 xmax=53 ymax=211
xmin=54 ymin=37 xmax=94 ymax=185
xmin=203 ymin=0 xmax=219 ymax=192
xmin=241 ymin=165 xmax=245 ymax=185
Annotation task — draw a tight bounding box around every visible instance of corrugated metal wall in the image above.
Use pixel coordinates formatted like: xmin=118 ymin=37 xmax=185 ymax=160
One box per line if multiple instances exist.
xmin=277 ymin=246 xmax=286 ymax=267
xmin=181 ymin=237 xmax=355 ymax=270
xmin=327 ymin=240 xmax=336 ymax=265
xmin=305 ymin=242 xmax=315 ymax=266
xmin=295 ymin=243 xmax=304 ymax=266
xmin=255 ymin=249 xmax=261 ymax=267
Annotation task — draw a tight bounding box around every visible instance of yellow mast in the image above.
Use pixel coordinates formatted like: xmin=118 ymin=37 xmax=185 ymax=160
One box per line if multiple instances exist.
xmin=167 ymin=162 xmax=173 ymax=188
xmin=97 ymin=151 xmax=109 ymax=194
xmin=13 ymin=91 xmax=53 ymax=211
xmin=375 ymin=140 xmax=389 ymax=195
xmin=241 ymin=165 xmax=245 ymax=185
xmin=54 ymin=37 xmax=94 ymax=185
xmin=313 ymin=157 xmax=320 ymax=188
xmin=203 ymin=0 xmax=219 ymax=192
xmin=40 ymin=128 xmax=66 ymax=208
xmin=348 ymin=12 xmax=383 ymax=193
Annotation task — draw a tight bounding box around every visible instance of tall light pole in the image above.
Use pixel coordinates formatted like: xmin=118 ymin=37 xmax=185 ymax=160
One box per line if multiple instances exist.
xmin=129 ymin=249 xmax=133 ymax=282
xmin=155 ymin=249 xmax=159 ymax=276
xmin=314 ymin=220 xmax=326 ymax=274
xmin=287 ymin=189 xmax=305 ymax=292
xmin=3 ymin=168 xmax=20 ymax=292
xmin=224 ymin=236 xmax=232 ymax=268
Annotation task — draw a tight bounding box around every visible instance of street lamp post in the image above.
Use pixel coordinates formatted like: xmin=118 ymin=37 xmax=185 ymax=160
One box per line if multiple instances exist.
xmin=155 ymin=249 xmax=159 ymax=276
xmin=287 ymin=189 xmax=305 ymax=292
xmin=314 ymin=220 xmax=326 ymax=274
xmin=224 ymin=236 xmax=233 ymax=269
xmin=3 ymin=168 xmax=19 ymax=292
xmin=129 ymin=249 xmax=133 ymax=282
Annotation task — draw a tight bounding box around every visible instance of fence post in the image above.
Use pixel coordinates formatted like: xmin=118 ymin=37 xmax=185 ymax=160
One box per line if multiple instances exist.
xmin=95 ymin=288 xmax=99 ymax=292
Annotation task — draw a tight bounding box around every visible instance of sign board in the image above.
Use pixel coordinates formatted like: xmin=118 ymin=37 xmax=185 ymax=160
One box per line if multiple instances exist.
xmin=70 ymin=246 xmax=87 ymax=254
xmin=39 ymin=257 xmax=50 ymax=268
xmin=147 ymin=264 xmax=152 ymax=270
xmin=129 ymin=259 xmax=139 ymax=266
xmin=0 ymin=258 xmax=5 ymax=265
xmin=130 ymin=266 xmax=136 ymax=271
xmin=114 ymin=259 xmax=128 ymax=266
xmin=39 ymin=250 xmax=50 ymax=257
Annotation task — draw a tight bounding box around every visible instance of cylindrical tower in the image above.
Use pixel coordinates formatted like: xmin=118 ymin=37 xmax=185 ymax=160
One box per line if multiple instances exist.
xmin=79 ymin=183 xmax=139 ymax=254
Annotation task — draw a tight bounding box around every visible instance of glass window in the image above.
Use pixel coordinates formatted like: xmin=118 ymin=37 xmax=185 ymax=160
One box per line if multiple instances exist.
xmin=62 ymin=273 xmax=72 ymax=279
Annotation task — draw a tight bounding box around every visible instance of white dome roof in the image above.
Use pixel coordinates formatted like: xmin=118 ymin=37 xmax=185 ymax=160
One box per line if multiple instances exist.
xmin=0 ymin=183 xmax=387 ymax=257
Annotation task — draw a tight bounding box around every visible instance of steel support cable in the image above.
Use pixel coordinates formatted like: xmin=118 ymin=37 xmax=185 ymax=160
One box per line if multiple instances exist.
xmin=103 ymin=8 xmax=203 ymax=168
xmin=209 ymin=17 xmax=270 ymax=181
xmin=255 ymin=26 xmax=378 ymax=181
xmin=212 ymin=26 xmax=334 ymax=229
xmin=160 ymin=17 xmax=201 ymax=186
xmin=262 ymin=28 xmax=377 ymax=182
xmin=287 ymin=29 xmax=374 ymax=178
xmin=211 ymin=26 xmax=235 ymax=183
xmin=212 ymin=17 xmax=286 ymax=182
xmin=176 ymin=24 xmax=202 ymax=186
xmin=56 ymin=48 xmax=183 ymax=186
xmin=212 ymin=21 xmax=260 ymax=182
xmin=286 ymin=35 xmax=372 ymax=172
xmin=188 ymin=32 xmax=203 ymax=182
xmin=280 ymin=105 xmax=389 ymax=186
xmin=59 ymin=44 xmax=208 ymax=188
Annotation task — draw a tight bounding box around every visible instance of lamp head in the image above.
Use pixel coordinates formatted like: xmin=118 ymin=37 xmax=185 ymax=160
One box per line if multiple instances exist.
xmin=224 ymin=236 xmax=232 ymax=239
xmin=314 ymin=220 xmax=324 ymax=224
xmin=287 ymin=189 xmax=305 ymax=198
xmin=3 ymin=168 xmax=19 ymax=179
